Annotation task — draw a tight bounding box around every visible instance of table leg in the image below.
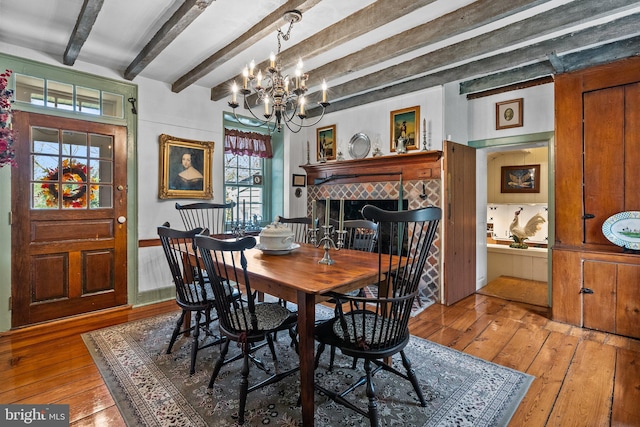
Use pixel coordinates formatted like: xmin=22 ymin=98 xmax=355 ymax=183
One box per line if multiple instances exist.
xmin=297 ymin=291 xmax=316 ymax=426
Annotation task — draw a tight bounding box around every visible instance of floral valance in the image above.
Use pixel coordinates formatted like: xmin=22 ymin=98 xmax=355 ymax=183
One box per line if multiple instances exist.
xmin=224 ymin=128 xmax=272 ymax=159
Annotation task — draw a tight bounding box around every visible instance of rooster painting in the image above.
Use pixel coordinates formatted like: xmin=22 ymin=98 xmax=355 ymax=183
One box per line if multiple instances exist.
xmin=509 ymin=208 xmax=546 ymax=249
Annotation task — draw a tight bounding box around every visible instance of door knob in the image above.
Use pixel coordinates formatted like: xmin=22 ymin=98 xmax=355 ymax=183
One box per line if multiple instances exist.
xmin=118 ymin=216 xmax=126 ymax=224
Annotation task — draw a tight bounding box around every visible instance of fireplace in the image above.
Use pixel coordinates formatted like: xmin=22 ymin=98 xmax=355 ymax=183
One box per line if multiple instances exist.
xmin=302 ymin=152 xmax=443 ymax=308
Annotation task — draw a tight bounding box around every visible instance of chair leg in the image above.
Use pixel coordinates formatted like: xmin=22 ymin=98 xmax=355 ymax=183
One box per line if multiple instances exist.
xmin=208 ymin=339 xmax=230 ymax=389
xmin=400 ymin=350 xmax=427 ymax=406
xmin=314 ymin=342 xmax=326 ymax=369
xmin=166 ymin=310 xmax=186 ymax=354
xmin=238 ymin=349 xmax=250 ymax=425
xmin=266 ymin=333 xmax=278 ymax=361
xmin=189 ymin=311 xmax=202 ymax=375
xmin=364 ymin=359 xmax=379 ymax=427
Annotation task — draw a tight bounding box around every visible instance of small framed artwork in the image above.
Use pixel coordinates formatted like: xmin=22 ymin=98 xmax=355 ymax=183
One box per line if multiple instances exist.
xmin=317 ymin=124 xmax=336 ymax=161
xmin=501 ymin=164 xmax=540 ymax=193
xmin=390 ymin=105 xmax=420 ymax=151
xmin=496 ymin=98 xmax=523 ymax=130
xmin=292 ymin=174 xmax=306 ymax=187
xmin=158 ymin=133 xmax=214 ymax=199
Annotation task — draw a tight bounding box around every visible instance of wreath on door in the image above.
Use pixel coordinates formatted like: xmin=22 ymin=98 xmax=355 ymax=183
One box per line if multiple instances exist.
xmin=41 ymin=159 xmax=98 ymax=208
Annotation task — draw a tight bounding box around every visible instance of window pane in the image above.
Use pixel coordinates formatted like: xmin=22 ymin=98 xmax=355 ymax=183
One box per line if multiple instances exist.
xmin=15 ymin=74 xmax=44 ymax=105
xmin=47 ymin=80 xmax=74 ymax=110
xmin=62 ymin=131 xmax=87 ymax=157
xmin=89 ymin=134 xmax=113 ymax=158
xmin=32 ymin=127 xmax=59 ymax=154
xmin=237 ymin=156 xmax=250 ymax=169
xmin=90 ymin=159 xmax=112 ymax=183
xmin=90 ymin=185 xmax=112 ymax=208
xmin=32 ymin=154 xmax=58 ymax=181
xmin=102 ymin=92 xmax=123 ymax=118
xmin=32 ymin=182 xmax=57 ymax=209
xmin=250 ymin=157 xmax=262 ymax=169
xmin=76 ymin=86 xmax=100 ymax=115
xmin=61 ymin=183 xmax=87 ymax=209
xmin=237 ymin=168 xmax=251 ymax=184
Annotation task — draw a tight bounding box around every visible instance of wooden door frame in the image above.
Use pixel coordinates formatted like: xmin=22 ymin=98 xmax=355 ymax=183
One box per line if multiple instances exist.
xmin=469 ymin=131 xmax=555 ymax=307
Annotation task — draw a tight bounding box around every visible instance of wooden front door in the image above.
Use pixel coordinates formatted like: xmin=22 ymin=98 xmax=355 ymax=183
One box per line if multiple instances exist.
xmin=11 ymin=112 xmax=128 ymax=327
xmin=443 ymin=140 xmax=476 ymax=305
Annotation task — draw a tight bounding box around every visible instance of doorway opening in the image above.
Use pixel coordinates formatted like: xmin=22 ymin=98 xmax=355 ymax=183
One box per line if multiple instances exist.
xmin=474 ymin=137 xmax=552 ymax=307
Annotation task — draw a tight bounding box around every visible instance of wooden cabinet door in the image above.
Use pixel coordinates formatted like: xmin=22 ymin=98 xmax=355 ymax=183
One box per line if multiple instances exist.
xmin=583 ymin=260 xmax=616 ymax=333
xmin=616 ymin=264 xmax=640 ymax=339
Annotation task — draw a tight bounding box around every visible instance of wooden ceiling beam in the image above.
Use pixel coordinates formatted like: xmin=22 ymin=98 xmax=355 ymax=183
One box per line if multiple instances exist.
xmin=171 ymin=0 xmax=322 ymax=93
xmin=282 ymin=0 xmax=551 ymax=99
xmin=209 ymin=0 xmax=439 ymax=101
xmin=307 ymin=31 xmax=640 ymax=117
xmin=63 ymin=0 xmax=104 ymax=66
xmin=315 ymin=0 xmax=639 ymax=104
xmin=124 ymin=0 xmax=215 ymax=81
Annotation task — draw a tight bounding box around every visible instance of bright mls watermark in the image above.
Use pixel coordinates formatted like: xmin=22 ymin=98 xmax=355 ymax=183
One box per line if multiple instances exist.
xmin=1 ymin=405 xmax=69 ymax=426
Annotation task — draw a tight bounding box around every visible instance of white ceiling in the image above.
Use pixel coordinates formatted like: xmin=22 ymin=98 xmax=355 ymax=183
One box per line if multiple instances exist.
xmin=1 ymin=0 xmax=639 ymax=108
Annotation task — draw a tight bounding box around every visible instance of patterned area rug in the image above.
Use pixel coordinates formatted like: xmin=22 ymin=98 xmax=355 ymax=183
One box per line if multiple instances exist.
xmin=82 ymin=311 xmax=533 ymax=427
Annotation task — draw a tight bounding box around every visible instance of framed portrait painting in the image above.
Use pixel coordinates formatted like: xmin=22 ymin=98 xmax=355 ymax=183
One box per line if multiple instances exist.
xmin=317 ymin=124 xmax=336 ymax=161
xmin=496 ymin=98 xmax=523 ymax=130
xmin=158 ymin=133 xmax=214 ymax=199
xmin=500 ymin=164 xmax=540 ymax=193
xmin=390 ymin=106 xmax=420 ymax=152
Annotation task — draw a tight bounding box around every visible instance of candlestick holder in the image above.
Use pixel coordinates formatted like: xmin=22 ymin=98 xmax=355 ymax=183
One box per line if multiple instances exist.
xmin=308 ymin=225 xmax=346 ymax=265
xmin=231 ymin=221 xmax=246 ymax=238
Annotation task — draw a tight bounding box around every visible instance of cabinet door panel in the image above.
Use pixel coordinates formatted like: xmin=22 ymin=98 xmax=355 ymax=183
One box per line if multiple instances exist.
xmin=583 ymin=87 xmax=625 ymax=245
xmin=583 ymin=260 xmax=616 ymax=332
xmin=624 ymin=83 xmax=640 ymax=209
xmin=616 ymin=264 xmax=640 ymax=339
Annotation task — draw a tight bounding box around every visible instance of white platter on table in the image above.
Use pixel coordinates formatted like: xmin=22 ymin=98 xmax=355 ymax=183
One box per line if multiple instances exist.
xmin=602 ymin=211 xmax=640 ymax=250
xmin=255 ymin=243 xmax=300 ymax=255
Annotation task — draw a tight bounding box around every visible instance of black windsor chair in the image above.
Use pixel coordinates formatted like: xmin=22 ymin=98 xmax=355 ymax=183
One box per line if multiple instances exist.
xmin=314 ymin=204 xmax=441 ymax=427
xmin=175 ymin=202 xmax=233 ymax=234
xmin=275 ymin=215 xmax=313 ymax=243
xmin=157 ymin=224 xmax=239 ymax=375
xmin=195 ymin=234 xmax=299 ymax=426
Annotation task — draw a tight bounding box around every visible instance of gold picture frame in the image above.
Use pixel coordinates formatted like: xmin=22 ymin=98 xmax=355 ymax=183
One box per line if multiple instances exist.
xmin=390 ymin=106 xmax=420 ymax=151
xmin=317 ymin=124 xmax=336 ymax=161
xmin=158 ymin=133 xmax=214 ymax=199
xmin=496 ymin=98 xmax=523 ymax=130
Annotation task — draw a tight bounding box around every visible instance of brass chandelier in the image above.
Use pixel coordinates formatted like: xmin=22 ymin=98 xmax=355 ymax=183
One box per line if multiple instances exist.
xmin=228 ymin=10 xmax=330 ymax=133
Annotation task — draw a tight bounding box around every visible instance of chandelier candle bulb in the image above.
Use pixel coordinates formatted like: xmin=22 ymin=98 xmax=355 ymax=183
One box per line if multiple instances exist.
xmin=322 ymin=80 xmax=327 ymax=103
xmin=299 ymin=96 xmax=305 ymax=116
xmin=269 ymin=52 xmax=275 ymax=69
xmin=249 ymin=60 xmax=255 ymax=79
xmin=264 ymin=97 xmax=270 ymax=116
xmin=256 ymin=70 xmax=263 ymax=89
xmin=231 ymin=82 xmax=238 ymax=105
xmin=242 ymin=67 xmax=249 ymax=90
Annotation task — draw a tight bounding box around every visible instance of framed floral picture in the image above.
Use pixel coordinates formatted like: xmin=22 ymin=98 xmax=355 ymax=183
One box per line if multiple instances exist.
xmin=317 ymin=124 xmax=336 ymax=161
xmin=496 ymin=98 xmax=523 ymax=130
xmin=390 ymin=106 xmax=420 ymax=152
xmin=158 ymin=134 xmax=214 ymax=199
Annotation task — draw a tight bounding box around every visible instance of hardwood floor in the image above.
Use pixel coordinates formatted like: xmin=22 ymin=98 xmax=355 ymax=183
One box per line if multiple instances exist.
xmin=1 ymin=295 xmax=639 ymax=426
xmin=477 ymin=275 xmax=548 ymax=307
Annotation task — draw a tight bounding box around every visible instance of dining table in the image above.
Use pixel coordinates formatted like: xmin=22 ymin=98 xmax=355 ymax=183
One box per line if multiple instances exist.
xmin=230 ymin=242 xmax=382 ymax=426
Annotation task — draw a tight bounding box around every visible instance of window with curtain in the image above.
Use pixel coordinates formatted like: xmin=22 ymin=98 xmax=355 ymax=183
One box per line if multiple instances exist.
xmin=223 ymin=128 xmax=272 ymax=230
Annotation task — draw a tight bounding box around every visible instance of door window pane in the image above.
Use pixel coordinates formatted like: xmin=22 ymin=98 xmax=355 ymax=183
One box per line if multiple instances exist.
xmin=15 ymin=74 xmax=44 ymax=105
xmin=102 ymin=92 xmax=123 ymax=118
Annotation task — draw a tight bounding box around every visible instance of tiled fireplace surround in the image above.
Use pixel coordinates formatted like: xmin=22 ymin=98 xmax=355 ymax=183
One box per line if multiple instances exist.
xmin=302 ymin=152 xmax=443 ymax=307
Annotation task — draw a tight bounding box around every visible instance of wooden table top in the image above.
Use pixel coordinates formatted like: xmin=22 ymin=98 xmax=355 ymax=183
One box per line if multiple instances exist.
xmin=241 ymin=243 xmax=381 ymax=298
